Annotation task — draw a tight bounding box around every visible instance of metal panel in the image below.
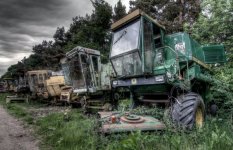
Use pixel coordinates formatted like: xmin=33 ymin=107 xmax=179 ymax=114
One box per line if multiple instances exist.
xmin=112 ymin=75 xmax=165 ymax=88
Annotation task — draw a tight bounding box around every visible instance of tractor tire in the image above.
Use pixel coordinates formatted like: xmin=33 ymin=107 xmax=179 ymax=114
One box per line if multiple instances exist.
xmin=171 ymin=92 xmax=205 ymax=129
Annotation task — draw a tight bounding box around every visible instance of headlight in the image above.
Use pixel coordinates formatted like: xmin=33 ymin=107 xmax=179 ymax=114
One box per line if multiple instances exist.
xmin=155 ymin=76 xmax=164 ymax=82
xmin=112 ymin=81 xmax=118 ymax=85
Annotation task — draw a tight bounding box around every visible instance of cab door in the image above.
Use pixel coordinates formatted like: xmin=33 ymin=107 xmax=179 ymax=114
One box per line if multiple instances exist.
xmin=80 ymin=53 xmax=93 ymax=90
xmin=143 ymin=18 xmax=154 ymax=73
xmin=90 ymin=55 xmax=101 ymax=88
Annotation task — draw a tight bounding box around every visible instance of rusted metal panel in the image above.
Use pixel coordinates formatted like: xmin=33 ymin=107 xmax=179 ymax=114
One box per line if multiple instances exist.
xmin=99 ymin=112 xmax=165 ymax=133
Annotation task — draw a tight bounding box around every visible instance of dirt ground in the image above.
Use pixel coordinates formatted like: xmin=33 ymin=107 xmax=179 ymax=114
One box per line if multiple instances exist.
xmin=0 ymin=105 xmax=39 ymax=150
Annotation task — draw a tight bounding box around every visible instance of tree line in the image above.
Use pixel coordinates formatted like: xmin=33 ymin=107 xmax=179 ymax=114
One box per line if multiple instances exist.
xmin=2 ymin=0 xmax=233 ymax=84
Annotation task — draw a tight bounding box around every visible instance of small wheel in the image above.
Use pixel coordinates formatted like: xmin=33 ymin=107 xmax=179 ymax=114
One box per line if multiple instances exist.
xmin=103 ymin=103 xmax=113 ymax=111
xmin=210 ymin=104 xmax=218 ymax=116
xmin=171 ymin=92 xmax=205 ymax=129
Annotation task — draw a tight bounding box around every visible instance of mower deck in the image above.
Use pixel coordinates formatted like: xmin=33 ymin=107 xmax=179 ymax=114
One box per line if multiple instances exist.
xmin=98 ymin=112 xmax=165 ymax=133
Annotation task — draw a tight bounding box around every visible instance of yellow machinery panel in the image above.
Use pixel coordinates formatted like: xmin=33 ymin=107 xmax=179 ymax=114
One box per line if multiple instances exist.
xmin=46 ymin=76 xmax=65 ymax=97
xmin=46 ymin=76 xmax=65 ymax=86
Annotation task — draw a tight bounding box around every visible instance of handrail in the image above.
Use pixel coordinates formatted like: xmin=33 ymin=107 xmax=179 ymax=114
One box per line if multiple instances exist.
xmin=155 ymin=46 xmax=190 ymax=81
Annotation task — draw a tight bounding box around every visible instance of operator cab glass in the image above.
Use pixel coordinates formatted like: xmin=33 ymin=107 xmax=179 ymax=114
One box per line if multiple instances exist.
xmin=110 ymin=16 xmax=164 ymax=77
xmin=111 ymin=19 xmax=142 ymax=77
xmin=111 ymin=19 xmax=140 ymax=57
xmin=68 ymin=54 xmax=87 ymax=89
xmin=61 ymin=61 xmax=72 ymax=86
xmin=62 ymin=50 xmax=101 ymax=93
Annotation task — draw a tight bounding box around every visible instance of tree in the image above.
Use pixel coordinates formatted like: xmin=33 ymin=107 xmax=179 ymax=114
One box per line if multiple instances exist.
xmin=113 ymin=0 xmax=127 ymax=22
xmin=191 ymin=0 xmax=233 ymax=60
xmin=190 ymin=0 xmax=233 ymax=108
xmin=129 ymin=0 xmax=201 ymax=33
xmin=53 ymin=27 xmax=67 ymax=47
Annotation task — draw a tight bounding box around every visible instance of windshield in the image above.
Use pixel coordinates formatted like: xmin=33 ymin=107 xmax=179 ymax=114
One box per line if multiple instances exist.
xmin=69 ymin=56 xmax=86 ymax=89
xmin=61 ymin=62 xmax=72 ymax=86
xmin=111 ymin=19 xmax=140 ymax=57
xmin=111 ymin=51 xmax=142 ymax=76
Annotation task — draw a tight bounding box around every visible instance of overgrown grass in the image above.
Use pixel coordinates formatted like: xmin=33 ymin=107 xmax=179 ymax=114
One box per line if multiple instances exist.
xmin=36 ymin=110 xmax=99 ymax=150
xmin=0 ymin=93 xmax=233 ymax=150
xmin=0 ymin=93 xmax=34 ymax=124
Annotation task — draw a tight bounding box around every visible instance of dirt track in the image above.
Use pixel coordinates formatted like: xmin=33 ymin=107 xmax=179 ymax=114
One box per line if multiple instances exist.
xmin=0 ymin=105 xmax=39 ymax=150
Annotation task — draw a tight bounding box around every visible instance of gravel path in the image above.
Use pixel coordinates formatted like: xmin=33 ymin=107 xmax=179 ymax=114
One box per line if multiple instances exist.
xmin=0 ymin=105 xmax=39 ymax=150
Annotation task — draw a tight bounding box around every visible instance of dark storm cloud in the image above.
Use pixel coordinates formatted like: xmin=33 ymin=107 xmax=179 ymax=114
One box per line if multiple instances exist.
xmin=0 ymin=0 xmax=94 ymax=76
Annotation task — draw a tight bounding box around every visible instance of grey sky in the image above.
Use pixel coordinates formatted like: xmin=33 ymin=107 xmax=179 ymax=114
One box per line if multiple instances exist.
xmin=0 ymin=0 xmax=130 ymax=77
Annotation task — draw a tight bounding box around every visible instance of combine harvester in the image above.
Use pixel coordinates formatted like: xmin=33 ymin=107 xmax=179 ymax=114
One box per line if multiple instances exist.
xmin=60 ymin=46 xmax=124 ymax=111
xmin=99 ymin=9 xmax=226 ymax=133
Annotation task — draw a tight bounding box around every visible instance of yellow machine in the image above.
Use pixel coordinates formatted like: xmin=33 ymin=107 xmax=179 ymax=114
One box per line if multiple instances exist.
xmin=27 ymin=70 xmax=65 ymax=101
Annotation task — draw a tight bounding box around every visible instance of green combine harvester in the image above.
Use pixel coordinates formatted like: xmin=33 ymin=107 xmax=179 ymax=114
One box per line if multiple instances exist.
xmin=101 ymin=9 xmax=226 ymax=130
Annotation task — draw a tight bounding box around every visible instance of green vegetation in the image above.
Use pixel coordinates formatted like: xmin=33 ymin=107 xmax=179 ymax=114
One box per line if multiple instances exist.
xmin=36 ymin=110 xmax=98 ymax=150
xmin=190 ymin=0 xmax=233 ymax=112
xmin=0 ymin=94 xmax=232 ymax=150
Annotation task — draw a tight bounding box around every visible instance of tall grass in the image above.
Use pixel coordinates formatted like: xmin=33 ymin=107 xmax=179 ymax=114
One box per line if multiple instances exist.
xmin=36 ymin=110 xmax=99 ymax=150
xmin=0 ymin=93 xmax=233 ymax=150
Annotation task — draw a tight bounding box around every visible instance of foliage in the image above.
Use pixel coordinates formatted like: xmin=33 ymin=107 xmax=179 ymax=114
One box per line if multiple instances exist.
xmin=190 ymin=0 xmax=233 ymax=61
xmin=113 ymin=0 xmax=127 ymax=22
xmin=190 ymin=0 xmax=233 ymax=110
xmin=129 ymin=0 xmax=201 ymax=32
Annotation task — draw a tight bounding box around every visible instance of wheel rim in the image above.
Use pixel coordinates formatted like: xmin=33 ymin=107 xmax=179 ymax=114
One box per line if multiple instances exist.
xmin=195 ymin=107 xmax=203 ymax=128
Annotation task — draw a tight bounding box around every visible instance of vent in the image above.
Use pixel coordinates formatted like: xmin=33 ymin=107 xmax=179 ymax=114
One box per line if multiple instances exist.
xmin=202 ymin=45 xmax=226 ymax=64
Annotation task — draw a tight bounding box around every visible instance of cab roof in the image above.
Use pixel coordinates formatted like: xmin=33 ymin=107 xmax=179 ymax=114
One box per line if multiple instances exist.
xmin=111 ymin=9 xmax=165 ymax=31
xmin=66 ymin=46 xmax=100 ymax=59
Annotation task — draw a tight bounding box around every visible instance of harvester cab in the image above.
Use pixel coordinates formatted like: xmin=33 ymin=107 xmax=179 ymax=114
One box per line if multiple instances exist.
xmin=61 ymin=46 xmax=102 ymax=95
xmin=60 ymin=46 xmax=115 ymax=110
xmin=110 ymin=9 xmax=165 ymax=78
xmin=108 ymin=9 xmax=226 ymax=130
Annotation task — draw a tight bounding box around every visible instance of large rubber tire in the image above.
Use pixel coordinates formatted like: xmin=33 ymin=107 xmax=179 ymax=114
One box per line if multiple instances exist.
xmin=171 ymin=92 xmax=205 ymax=129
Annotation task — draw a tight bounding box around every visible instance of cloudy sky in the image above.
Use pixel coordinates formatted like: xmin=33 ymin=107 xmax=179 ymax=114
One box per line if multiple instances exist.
xmin=0 ymin=0 xmax=130 ymax=76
